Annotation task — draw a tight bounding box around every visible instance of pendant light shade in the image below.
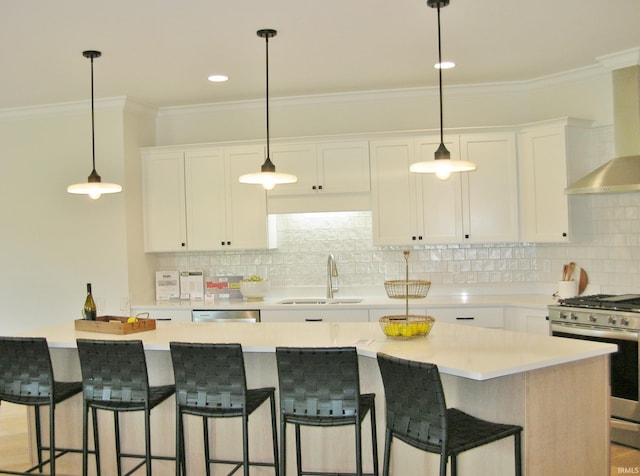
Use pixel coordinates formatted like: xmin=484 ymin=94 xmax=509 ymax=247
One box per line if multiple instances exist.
xmin=67 ymin=50 xmax=122 ymax=200
xmin=410 ymin=0 xmax=476 ymax=180
xmin=239 ymin=29 xmax=297 ymax=190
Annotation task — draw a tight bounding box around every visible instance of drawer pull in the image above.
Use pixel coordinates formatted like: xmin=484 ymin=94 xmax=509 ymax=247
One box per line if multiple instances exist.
xmin=305 ymin=318 xmax=323 ymax=322
xmin=456 ymin=317 xmax=475 ymax=320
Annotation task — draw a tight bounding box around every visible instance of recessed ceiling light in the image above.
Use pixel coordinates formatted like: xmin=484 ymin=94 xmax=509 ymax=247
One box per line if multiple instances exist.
xmin=434 ymin=61 xmax=455 ymax=69
xmin=208 ymin=74 xmax=229 ymax=82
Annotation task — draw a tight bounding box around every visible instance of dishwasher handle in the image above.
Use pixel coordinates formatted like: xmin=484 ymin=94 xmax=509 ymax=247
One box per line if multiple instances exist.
xmin=191 ymin=309 xmax=260 ymax=323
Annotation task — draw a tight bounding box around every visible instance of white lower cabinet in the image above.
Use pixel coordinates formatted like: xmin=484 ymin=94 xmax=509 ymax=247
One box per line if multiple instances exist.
xmin=429 ymin=307 xmax=505 ymax=329
xmin=504 ymin=307 xmax=550 ymax=335
xmin=132 ymin=308 xmax=192 ymax=323
xmin=260 ymin=309 xmax=369 ymax=322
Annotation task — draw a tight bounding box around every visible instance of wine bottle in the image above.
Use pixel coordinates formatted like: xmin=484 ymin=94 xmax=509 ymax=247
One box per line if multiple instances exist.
xmin=83 ymin=283 xmax=97 ymax=321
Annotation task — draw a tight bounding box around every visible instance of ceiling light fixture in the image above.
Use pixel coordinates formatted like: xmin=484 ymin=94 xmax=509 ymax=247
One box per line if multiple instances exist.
xmin=208 ymin=74 xmax=229 ymax=82
xmin=410 ymin=0 xmax=476 ymax=180
xmin=67 ymin=50 xmax=122 ymax=199
xmin=239 ymin=29 xmax=297 ymax=191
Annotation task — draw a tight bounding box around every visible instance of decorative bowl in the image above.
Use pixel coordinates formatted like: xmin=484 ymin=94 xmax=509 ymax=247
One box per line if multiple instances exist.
xmin=239 ymin=279 xmax=270 ymax=301
xmin=379 ymin=315 xmax=435 ymax=339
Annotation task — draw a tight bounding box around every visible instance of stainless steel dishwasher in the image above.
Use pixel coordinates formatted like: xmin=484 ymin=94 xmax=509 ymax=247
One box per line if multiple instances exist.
xmin=191 ymin=309 xmax=260 ymax=323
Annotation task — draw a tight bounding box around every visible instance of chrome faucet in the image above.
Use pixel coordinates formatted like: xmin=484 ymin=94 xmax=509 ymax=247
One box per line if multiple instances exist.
xmin=327 ymin=254 xmax=339 ymax=299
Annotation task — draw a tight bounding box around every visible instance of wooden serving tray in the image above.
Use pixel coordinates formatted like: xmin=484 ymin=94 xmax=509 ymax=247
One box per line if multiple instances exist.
xmin=74 ymin=316 xmax=156 ymax=335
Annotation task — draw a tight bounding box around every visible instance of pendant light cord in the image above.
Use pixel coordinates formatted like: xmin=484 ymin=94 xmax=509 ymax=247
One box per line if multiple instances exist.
xmin=264 ymin=33 xmax=271 ymax=160
xmin=436 ymin=3 xmax=444 ymax=145
xmin=90 ymin=55 xmax=96 ymax=172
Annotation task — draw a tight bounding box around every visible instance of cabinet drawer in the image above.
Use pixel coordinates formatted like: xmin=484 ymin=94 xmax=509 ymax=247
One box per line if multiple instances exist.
xmin=429 ymin=307 xmax=504 ymax=328
xmin=261 ymin=309 xmax=369 ymax=323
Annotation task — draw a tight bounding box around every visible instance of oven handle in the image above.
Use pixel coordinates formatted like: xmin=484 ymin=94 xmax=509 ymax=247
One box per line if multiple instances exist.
xmin=551 ymin=324 xmax=639 ymax=341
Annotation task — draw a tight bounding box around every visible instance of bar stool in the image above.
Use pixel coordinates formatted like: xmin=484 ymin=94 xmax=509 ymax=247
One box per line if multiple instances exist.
xmin=275 ymin=347 xmax=378 ymax=476
xmin=169 ymin=342 xmax=279 ymax=476
xmin=0 ymin=336 xmax=97 ymax=475
xmin=376 ymin=352 xmax=522 ymax=476
xmin=76 ymin=338 xmax=175 ymax=476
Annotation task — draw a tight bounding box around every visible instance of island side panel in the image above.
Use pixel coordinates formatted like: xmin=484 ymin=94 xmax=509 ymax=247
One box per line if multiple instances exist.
xmin=524 ymin=355 xmax=610 ymax=476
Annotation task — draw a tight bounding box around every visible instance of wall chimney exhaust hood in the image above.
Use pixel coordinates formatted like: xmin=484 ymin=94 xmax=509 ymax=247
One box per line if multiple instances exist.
xmin=565 ymin=52 xmax=640 ymax=195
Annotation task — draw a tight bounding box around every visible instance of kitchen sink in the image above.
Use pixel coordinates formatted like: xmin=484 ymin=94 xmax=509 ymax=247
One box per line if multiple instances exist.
xmin=277 ymin=298 xmax=363 ymax=305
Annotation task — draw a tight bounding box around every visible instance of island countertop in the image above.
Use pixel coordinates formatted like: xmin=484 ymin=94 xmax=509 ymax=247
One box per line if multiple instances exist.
xmin=24 ymin=319 xmax=615 ymax=381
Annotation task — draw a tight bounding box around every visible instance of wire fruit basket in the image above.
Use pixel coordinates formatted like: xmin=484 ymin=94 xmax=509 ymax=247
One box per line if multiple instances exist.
xmin=380 ymin=250 xmax=434 ymax=339
xmin=379 ymin=315 xmax=435 ymax=339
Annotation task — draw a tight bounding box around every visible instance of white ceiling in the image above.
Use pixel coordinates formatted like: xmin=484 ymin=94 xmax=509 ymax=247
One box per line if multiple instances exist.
xmin=1 ymin=0 xmax=640 ymax=110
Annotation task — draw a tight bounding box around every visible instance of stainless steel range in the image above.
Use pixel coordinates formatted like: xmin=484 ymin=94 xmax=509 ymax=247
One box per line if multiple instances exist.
xmin=548 ymin=294 xmax=640 ymax=449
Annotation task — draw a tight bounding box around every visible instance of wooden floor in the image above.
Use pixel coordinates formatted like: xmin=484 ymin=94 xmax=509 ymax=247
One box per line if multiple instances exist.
xmin=1 ymin=401 xmax=638 ymax=475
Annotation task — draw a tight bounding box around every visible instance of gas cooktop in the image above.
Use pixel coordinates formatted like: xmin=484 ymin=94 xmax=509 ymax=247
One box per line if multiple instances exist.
xmin=558 ymin=294 xmax=640 ymax=312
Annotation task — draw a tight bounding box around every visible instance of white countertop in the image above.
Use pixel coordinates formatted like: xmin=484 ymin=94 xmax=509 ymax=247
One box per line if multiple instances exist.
xmin=25 ymin=319 xmax=614 ymax=381
xmin=132 ymin=293 xmax=557 ymax=311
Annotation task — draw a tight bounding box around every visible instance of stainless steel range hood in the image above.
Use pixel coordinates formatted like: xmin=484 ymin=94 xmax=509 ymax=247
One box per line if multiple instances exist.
xmin=565 ymin=65 xmax=640 ymax=194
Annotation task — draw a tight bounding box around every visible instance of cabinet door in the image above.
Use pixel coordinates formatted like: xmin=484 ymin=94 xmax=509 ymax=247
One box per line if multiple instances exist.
xmin=431 ymin=307 xmax=504 ymax=328
xmin=226 ymin=146 xmax=272 ymax=249
xmin=370 ymin=139 xmax=416 ymax=245
xmin=260 ymin=309 xmax=369 ymax=322
xmin=317 ymin=141 xmax=370 ymax=194
xmin=518 ymin=126 xmax=570 ymax=242
xmin=268 ymin=143 xmax=317 ymax=196
xmin=142 ymin=150 xmax=187 ymax=252
xmin=414 ymin=135 xmax=464 ymax=243
xmin=460 ymin=133 xmax=519 ymax=243
xmin=184 ymin=148 xmax=226 ymax=251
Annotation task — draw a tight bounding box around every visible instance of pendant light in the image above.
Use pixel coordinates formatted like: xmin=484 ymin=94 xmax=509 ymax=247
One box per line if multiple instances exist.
xmin=410 ymin=0 xmax=476 ymax=180
xmin=67 ymin=50 xmax=122 ymax=199
xmin=239 ymin=29 xmax=297 ymax=190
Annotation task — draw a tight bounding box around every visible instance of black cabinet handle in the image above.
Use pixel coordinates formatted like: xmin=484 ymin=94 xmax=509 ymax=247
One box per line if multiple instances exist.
xmin=181 ymin=242 xmax=186 ymax=247
xmin=456 ymin=317 xmax=475 ymax=321
xmin=464 ymin=234 xmax=470 ymax=239
xmin=562 ymin=232 xmax=567 ymax=237
xmin=318 ymin=185 xmax=323 ymax=190
xmin=305 ymin=318 xmax=323 ymax=322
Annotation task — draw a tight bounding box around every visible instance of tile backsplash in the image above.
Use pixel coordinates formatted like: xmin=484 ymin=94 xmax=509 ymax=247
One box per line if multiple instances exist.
xmin=155 ymin=188 xmax=640 ymax=296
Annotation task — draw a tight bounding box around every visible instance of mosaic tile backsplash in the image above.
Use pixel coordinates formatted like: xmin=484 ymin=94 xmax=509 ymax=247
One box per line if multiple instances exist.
xmin=154 ymin=191 xmax=640 ymax=295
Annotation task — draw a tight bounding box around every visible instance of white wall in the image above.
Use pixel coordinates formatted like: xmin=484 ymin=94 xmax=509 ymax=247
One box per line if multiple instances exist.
xmin=0 ymin=99 xmax=151 ymax=333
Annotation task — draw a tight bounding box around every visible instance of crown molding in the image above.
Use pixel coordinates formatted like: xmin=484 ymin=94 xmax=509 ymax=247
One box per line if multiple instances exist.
xmin=0 ymin=97 xmax=155 ymax=121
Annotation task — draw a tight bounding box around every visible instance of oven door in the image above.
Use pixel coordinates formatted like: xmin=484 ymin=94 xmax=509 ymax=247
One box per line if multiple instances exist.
xmin=551 ymin=324 xmax=640 ymax=448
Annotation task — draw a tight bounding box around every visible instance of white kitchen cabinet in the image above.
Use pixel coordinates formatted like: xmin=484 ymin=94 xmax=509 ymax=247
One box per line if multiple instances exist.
xmin=517 ymin=118 xmax=592 ymax=242
xmin=504 ymin=307 xmax=550 ymax=335
xmin=142 ymin=145 xmax=273 ymax=252
xmin=260 ymin=308 xmax=369 ymax=323
xmin=142 ymin=150 xmax=187 ymax=252
xmin=429 ymin=307 xmax=504 ymax=329
xmin=267 ymin=140 xmax=371 ymax=213
xmin=371 ymin=130 xmax=518 ymax=245
xmin=131 ymin=307 xmax=192 ymax=323
xmin=459 ymin=132 xmax=519 ymax=243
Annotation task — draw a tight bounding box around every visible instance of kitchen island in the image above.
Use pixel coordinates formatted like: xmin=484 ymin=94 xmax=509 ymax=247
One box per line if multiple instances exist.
xmin=21 ymin=319 xmax=614 ymax=475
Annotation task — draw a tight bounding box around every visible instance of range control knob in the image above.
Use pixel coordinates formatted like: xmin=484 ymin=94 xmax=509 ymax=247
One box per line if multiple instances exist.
xmin=570 ymin=312 xmax=579 ymax=321
xmin=559 ymin=312 xmax=568 ymax=320
xmin=608 ymin=316 xmax=617 ymax=325
xmin=589 ymin=314 xmax=597 ymax=323
xmin=620 ymin=317 xmax=630 ymax=326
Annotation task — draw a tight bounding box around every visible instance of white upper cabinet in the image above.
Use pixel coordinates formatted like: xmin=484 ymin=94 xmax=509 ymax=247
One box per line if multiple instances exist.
xmin=142 ymin=150 xmax=187 ymax=252
xmin=142 ymin=145 xmax=273 ymax=252
xmin=371 ymin=130 xmax=518 ymax=245
xmin=267 ymin=139 xmax=371 ymax=213
xmin=517 ymin=118 xmax=592 ymax=243
xmin=459 ymin=132 xmax=519 ymax=243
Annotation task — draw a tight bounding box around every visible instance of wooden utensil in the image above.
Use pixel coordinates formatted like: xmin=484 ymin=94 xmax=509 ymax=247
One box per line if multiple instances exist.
xmin=578 ymin=268 xmax=588 ymax=295
xmin=566 ymin=262 xmax=576 ymax=281
xmin=562 ymin=264 xmax=568 ymax=281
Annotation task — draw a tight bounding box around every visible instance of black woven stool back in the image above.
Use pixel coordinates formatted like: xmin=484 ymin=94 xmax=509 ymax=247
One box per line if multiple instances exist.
xmin=276 ymin=346 xmax=361 ymax=418
xmin=0 ymin=337 xmax=54 ymax=403
xmin=77 ymin=339 xmax=150 ymax=403
xmin=377 ymin=353 xmax=447 ymax=447
xmin=170 ymin=342 xmax=247 ymax=409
